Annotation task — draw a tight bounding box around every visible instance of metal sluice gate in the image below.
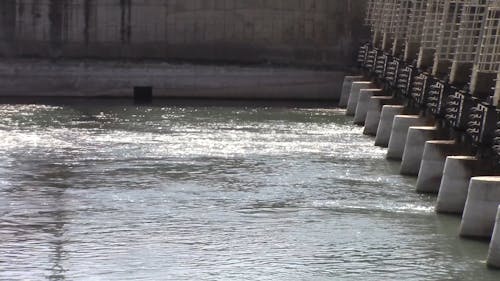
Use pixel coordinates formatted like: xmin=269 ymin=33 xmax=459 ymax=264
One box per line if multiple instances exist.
xmin=359 ymin=0 xmax=500 ymax=161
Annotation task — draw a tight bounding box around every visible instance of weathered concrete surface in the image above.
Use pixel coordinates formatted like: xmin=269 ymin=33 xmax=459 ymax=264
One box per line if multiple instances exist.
xmin=339 ymin=76 xmax=363 ymax=108
xmin=374 ymin=105 xmax=405 ymax=147
xmin=353 ymin=88 xmax=382 ymax=125
xmin=0 ymin=0 xmax=368 ymax=67
xmin=416 ymin=140 xmax=458 ymax=194
xmin=363 ymin=96 xmax=395 ymax=136
xmin=386 ymin=115 xmax=427 ymax=160
xmin=488 ymin=206 xmax=500 ymax=268
xmin=346 ymin=82 xmax=374 ymax=116
xmin=400 ymin=126 xmax=438 ymax=176
xmin=435 ymin=156 xmax=485 ymax=214
xmin=0 ymin=59 xmax=343 ymax=99
xmin=460 ymin=177 xmax=500 ymax=239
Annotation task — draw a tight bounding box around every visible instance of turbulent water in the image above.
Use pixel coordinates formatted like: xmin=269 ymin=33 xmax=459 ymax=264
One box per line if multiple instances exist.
xmin=0 ymin=100 xmax=499 ymax=281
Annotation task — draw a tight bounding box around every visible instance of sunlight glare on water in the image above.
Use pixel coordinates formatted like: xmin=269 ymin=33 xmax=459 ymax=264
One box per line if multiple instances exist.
xmin=0 ymin=102 xmax=498 ymax=281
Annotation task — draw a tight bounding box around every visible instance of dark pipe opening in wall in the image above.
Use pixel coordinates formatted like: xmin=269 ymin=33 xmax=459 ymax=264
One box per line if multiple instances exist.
xmin=134 ymin=86 xmax=153 ymax=103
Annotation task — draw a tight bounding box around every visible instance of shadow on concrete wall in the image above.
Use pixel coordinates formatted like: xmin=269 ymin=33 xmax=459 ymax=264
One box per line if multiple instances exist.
xmin=0 ymin=0 xmax=369 ymax=68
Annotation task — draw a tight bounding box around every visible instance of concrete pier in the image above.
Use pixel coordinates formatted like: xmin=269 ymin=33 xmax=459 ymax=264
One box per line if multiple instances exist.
xmin=487 ymin=206 xmax=500 ymax=268
xmin=400 ymin=126 xmax=438 ymax=176
xmin=386 ymin=115 xmax=428 ymax=160
xmin=339 ymin=76 xmax=364 ymax=108
xmin=460 ymin=177 xmax=500 ymax=239
xmin=374 ymin=105 xmax=405 ymax=147
xmin=436 ymin=156 xmax=482 ymax=214
xmin=363 ymin=96 xmax=395 ymax=136
xmin=354 ymin=89 xmax=383 ymax=125
xmin=346 ymin=82 xmax=374 ymax=116
xmin=416 ymin=140 xmax=458 ymax=193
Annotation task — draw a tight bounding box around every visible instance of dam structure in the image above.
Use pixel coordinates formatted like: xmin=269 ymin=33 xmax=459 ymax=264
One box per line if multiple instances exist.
xmin=343 ymin=0 xmax=500 ymax=269
xmin=0 ymin=0 xmax=366 ymax=99
xmin=3 ymin=1 xmax=500 ymax=278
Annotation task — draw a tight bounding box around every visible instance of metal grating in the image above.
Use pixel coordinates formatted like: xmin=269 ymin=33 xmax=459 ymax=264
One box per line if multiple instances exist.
xmin=380 ymin=0 xmax=402 ymax=50
xmin=435 ymin=0 xmax=466 ymax=62
xmin=393 ymin=0 xmax=413 ymax=40
xmin=406 ymin=0 xmax=431 ymax=43
xmin=421 ymin=0 xmax=447 ymax=49
xmin=454 ymin=0 xmax=492 ymax=64
xmin=389 ymin=0 xmax=413 ymax=55
xmin=365 ymin=0 xmax=378 ymax=27
xmin=380 ymin=0 xmax=401 ymax=34
xmin=432 ymin=0 xmax=467 ymax=76
xmin=469 ymin=2 xmax=500 ymax=99
xmin=367 ymin=0 xmax=387 ymax=45
xmin=476 ymin=3 xmax=500 ymax=73
xmin=370 ymin=0 xmax=386 ymax=32
xmin=405 ymin=0 xmax=429 ymax=60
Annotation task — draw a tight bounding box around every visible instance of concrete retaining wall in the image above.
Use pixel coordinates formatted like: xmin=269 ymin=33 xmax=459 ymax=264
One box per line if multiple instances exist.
xmin=0 ymin=59 xmax=342 ymax=99
xmin=0 ymin=0 xmax=367 ymax=67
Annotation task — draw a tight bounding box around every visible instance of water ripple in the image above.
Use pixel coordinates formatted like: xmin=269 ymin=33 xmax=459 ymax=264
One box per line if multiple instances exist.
xmin=0 ymin=104 xmax=498 ymax=281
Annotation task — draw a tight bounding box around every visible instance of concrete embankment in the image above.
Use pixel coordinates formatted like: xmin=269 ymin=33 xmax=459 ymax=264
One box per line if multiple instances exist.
xmin=0 ymin=60 xmax=345 ymax=100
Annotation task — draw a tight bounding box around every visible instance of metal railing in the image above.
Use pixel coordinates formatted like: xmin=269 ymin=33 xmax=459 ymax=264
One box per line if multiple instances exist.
xmin=357 ymin=0 xmax=500 ymax=162
xmin=405 ymin=0 xmax=429 ymax=61
xmin=450 ymin=0 xmax=492 ymax=85
xmin=432 ymin=0 xmax=467 ymax=77
xmin=470 ymin=2 xmax=500 ymax=98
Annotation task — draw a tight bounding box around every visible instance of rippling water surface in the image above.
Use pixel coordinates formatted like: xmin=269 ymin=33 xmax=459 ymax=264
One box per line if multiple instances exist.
xmin=0 ymin=101 xmax=499 ymax=280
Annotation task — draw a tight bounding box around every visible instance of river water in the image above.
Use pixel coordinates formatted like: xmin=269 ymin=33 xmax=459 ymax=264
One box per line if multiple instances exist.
xmin=0 ymin=100 xmax=498 ymax=281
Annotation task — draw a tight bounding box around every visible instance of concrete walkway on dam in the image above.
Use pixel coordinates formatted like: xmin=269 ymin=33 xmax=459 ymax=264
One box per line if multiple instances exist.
xmin=0 ymin=60 xmax=347 ymax=100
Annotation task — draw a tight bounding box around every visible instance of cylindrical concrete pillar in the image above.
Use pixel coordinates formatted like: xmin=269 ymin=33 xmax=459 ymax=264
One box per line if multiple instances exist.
xmin=415 ymin=140 xmax=458 ymax=194
xmin=460 ymin=177 xmax=500 ymax=239
xmin=487 ymin=206 xmax=500 ymax=268
xmin=354 ymin=89 xmax=383 ymax=125
xmin=386 ymin=115 xmax=427 ymax=160
xmin=346 ymin=82 xmax=374 ymax=116
xmin=363 ymin=96 xmax=395 ymax=136
xmin=339 ymin=76 xmax=364 ymax=108
xmin=375 ymin=105 xmax=405 ymax=147
xmin=436 ymin=156 xmax=481 ymax=214
xmin=400 ymin=126 xmax=438 ymax=176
